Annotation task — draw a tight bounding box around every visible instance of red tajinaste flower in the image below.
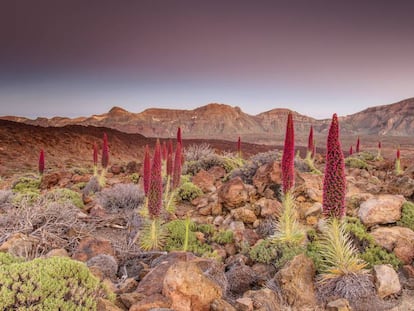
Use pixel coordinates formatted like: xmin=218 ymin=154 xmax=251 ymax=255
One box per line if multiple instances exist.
xmin=147 ymin=140 xmax=163 ymax=218
xmin=38 ymin=149 xmax=45 ymax=175
xmin=101 ymin=133 xmax=109 ymax=168
xmin=172 ymin=141 xmax=182 ymax=189
xmin=166 ymin=140 xmax=173 ymax=176
xmin=162 ymin=141 xmax=167 ymax=161
xmin=281 ymin=112 xmax=295 ymax=194
xmin=397 ymin=146 xmax=401 ymax=160
xmin=177 ymin=127 xmax=182 ymax=145
xmin=356 ymin=136 xmax=360 ymax=153
xmin=237 ymin=136 xmax=241 ymax=156
xmin=143 ymin=145 xmax=151 ymax=196
xmin=378 ymin=141 xmax=381 ymax=150
xmin=323 ymin=113 xmax=346 ymax=218
xmin=307 ymin=126 xmax=314 ymax=154
xmin=93 ymin=143 xmax=98 ymax=167
xmin=349 ymin=146 xmax=353 ymax=155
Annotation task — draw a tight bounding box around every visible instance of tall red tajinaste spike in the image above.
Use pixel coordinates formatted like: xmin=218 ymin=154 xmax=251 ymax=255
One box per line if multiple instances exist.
xmin=397 ymin=146 xmax=401 ymax=160
xmin=147 ymin=140 xmax=163 ymax=218
xmin=237 ymin=136 xmax=241 ymax=155
xmin=172 ymin=141 xmax=182 ymax=189
xmin=166 ymin=140 xmax=173 ymax=177
xmin=177 ymin=127 xmax=182 ymax=145
xmin=38 ymin=149 xmax=45 ymax=175
xmin=322 ymin=113 xmax=346 ymax=218
xmin=162 ymin=141 xmax=167 ymax=161
xmin=356 ymin=136 xmax=360 ymax=153
xmin=378 ymin=141 xmax=381 ymax=150
xmin=143 ymin=145 xmax=151 ymax=196
xmin=101 ymin=133 xmax=109 ymax=168
xmin=281 ymin=112 xmax=295 ymax=194
xmin=93 ymin=143 xmax=98 ymax=167
xmin=349 ymin=146 xmax=353 ymax=155
xmin=307 ymin=126 xmax=314 ymax=154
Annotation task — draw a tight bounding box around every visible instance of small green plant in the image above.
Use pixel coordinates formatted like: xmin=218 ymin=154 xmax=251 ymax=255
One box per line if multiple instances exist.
xmin=130 ymin=173 xmax=140 ymax=184
xmin=139 ymin=218 xmax=167 ymax=251
xmin=212 ymin=230 xmax=234 ymax=245
xmin=360 ymin=245 xmax=401 ymax=270
xmin=0 ymin=254 xmax=114 ymax=310
xmin=12 ymin=176 xmax=40 ymax=193
xmin=398 ymin=201 xmax=414 ymax=231
xmin=345 ymin=157 xmax=369 ymax=169
xmin=176 ymin=181 xmax=203 ymax=202
xmin=11 ymin=191 xmax=40 ymax=207
xmin=44 ymin=188 xmax=84 ymax=209
xmin=222 ymin=155 xmax=245 ymax=173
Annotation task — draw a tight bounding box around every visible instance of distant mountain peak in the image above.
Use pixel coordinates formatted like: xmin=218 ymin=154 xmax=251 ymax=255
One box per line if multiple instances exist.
xmin=108 ymin=106 xmax=129 ymax=115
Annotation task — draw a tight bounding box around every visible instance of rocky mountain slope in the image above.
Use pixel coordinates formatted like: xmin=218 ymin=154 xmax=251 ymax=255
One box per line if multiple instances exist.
xmin=2 ymin=98 xmax=413 ymax=143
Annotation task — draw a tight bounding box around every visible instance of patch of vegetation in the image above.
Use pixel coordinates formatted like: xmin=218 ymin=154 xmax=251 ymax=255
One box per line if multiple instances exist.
xmin=139 ymin=218 xmax=167 ymax=251
xmin=164 ymin=219 xmax=213 ymax=256
xmin=12 ymin=191 xmax=40 ymax=207
xmin=176 ymin=181 xmax=203 ymax=202
xmin=397 ymin=201 xmax=414 ymax=231
xmin=183 ymin=155 xmax=225 ymax=176
xmin=73 ymin=182 xmax=87 ymax=191
xmin=212 ymin=230 xmax=234 ymax=245
xmin=44 ymin=188 xmax=84 ymax=209
xmin=130 ymin=173 xmax=140 ymax=184
xmin=345 ymin=157 xmax=369 ymax=169
xmin=222 ymin=155 xmax=245 ymax=173
xmin=12 ymin=176 xmax=41 ymax=193
xmin=0 ymin=254 xmax=114 ymax=310
xmin=82 ymin=176 xmax=101 ymax=196
xmin=249 ymin=239 xmax=304 ymax=268
xmin=360 ymin=245 xmax=401 ymax=270
xmin=357 ymin=151 xmax=376 ymax=161
xmin=98 ymin=183 xmax=145 ymax=210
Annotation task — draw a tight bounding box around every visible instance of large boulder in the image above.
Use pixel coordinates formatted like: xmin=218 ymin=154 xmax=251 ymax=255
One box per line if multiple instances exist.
xmin=162 ymin=261 xmax=222 ymax=311
xmin=192 ymin=169 xmax=216 ymax=193
xmin=243 ymin=288 xmax=282 ymax=311
xmin=295 ymin=172 xmax=323 ymax=203
xmin=371 ymin=226 xmax=414 ymax=264
xmin=218 ymin=177 xmax=250 ymax=209
xmin=373 ymin=264 xmax=401 ymax=298
xmin=231 ymin=206 xmax=257 ymax=224
xmin=358 ymin=194 xmax=405 ymax=227
xmin=274 ymin=254 xmax=317 ymax=308
xmin=252 ymin=161 xmax=282 ymax=197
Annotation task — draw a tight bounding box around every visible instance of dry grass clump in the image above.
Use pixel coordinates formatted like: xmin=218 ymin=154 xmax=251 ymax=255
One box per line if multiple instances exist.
xmin=98 ymin=183 xmax=145 ymax=211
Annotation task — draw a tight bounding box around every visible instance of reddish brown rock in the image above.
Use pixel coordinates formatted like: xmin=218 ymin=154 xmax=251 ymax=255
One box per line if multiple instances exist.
xmin=193 ymin=169 xmax=216 ymax=193
xmin=129 ymin=293 xmax=172 ymax=311
xmin=40 ymin=172 xmax=61 ymax=189
xmin=255 ymin=198 xmax=282 ymax=218
xmin=218 ymin=177 xmax=249 ymax=209
xmin=72 ymin=237 xmax=115 ymax=262
xmin=358 ymin=194 xmax=405 ymax=227
xmin=252 ymin=161 xmax=282 ymax=196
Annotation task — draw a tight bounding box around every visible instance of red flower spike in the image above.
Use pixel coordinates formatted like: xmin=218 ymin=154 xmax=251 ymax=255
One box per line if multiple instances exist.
xmin=147 ymin=140 xmax=163 ymax=218
xmin=237 ymin=136 xmax=241 ymax=155
xmin=38 ymin=149 xmax=45 ymax=175
xmin=172 ymin=141 xmax=182 ymax=189
xmin=349 ymin=146 xmax=353 ymax=155
xmin=281 ymin=112 xmax=295 ymax=194
xmin=177 ymin=127 xmax=182 ymax=146
xmin=93 ymin=143 xmax=98 ymax=166
xmin=378 ymin=141 xmax=381 ymax=150
xmin=143 ymin=145 xmax=151 ymax=196
xmin=356 ymin=137 xmax=360 ymax=153
xmin=397 ymin=147 xmax=401 ymax=160
xmin=162 ymin=141 xmax=167 ymax=161
xmin=101 ymin=133 xmax=109 ymax=168
xmin=307 ymin=126 xmax=314 ymax=153
xmin=322 ymin=114 xmax=346 ymax=218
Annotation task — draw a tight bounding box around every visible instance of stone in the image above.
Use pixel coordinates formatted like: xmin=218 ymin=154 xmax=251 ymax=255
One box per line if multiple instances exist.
xmin=225 ymin=262 xmax=257 ymax=295
xmin=243 ymin=288 xmax=282 ymax=311
xmin=211 ymin=202 xmax=223 ymax=216
xmin=255 ymin=198 xmax=282 ymax=218
xmin=116 ymin=278 xmax=138 ymax=294
xmin=110 ymin=164 xmax=123 ymax=175
xmin=252 ymin=263 xmax=277 ymax=286
xmin=40 ymin=172 xmax=61 ymax=189
xmin=358 ymin=194 xmax=405 ymax=227
xmin=295 ymin=172 xmax=323 ymax=203
xmin=96 ymin=298 xmax=124 ymax=311
xmin=371 ymin=226 xmax=414 ymax=264
xmin=0 ymin=233 xmax=38 ymax=257
xmin=304 ymin=202 xmax=322 ymax=217
xmin=162 ymin=261 xmax=222 ymax=311
xmin=274 ymin=254 xmax=317 ymax=308
xmin=71 ymin=174 xmax=90 ymax=183
xmin=72 ymin=237 xmax=115 ymax=262
xmin=119 ymin=292 xmax=145 ymax=309
xmin=45 ymin=248 xmax=69 ymax=258
xmin=208 ymin=166 xmax=227 ymax=181
xmin=218 ymin=177 xmax=249 ymax=209
xmin=253 ymin=161 xmax=282 ymax=196
xmin=129 ymin=293 xmax=172 ymax=311
xmin=86 ymin=254 xmax=118 ymax=280
xmin=231 ymin=206 xmax=257 ymax=224
xmin=373 ymin=264 xmax=401 ymax=298
xmin=235 ymin=297 xmax=253 ymax=311
xmin=193 ymin=169 xmax=216 ymax=193
xmin=326 ymin=298 xmax=351 ymax=311
xmin=210 ymin=298 xmax=237 ymax=311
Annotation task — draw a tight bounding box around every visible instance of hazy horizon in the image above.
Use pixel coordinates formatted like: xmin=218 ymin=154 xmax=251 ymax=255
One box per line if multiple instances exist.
xmin=2 ymin=0 xmax=414 ymax=119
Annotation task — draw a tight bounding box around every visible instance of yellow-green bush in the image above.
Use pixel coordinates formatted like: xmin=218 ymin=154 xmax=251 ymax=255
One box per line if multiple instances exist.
xmin=0 ymin=254 xmax=114 ymax=310
xmin=397 ymin=201 xmax=414 ymax=231
xmin=345 ymin=157 xmax=369 ymax=169
xmin=44 ymin=188 xmax=84 ymax=209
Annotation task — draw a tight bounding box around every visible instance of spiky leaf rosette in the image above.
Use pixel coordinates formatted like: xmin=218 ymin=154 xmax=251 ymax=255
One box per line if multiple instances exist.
xmin=143 ymin=145 xmax=151 ymax=196
xmin=356 ymin=137 xmax=360 ymax=153
xmin=395 ymin=146 xmax=403 ymax=175
xmin=323 ymin=114 xmax=346 ymax=218
xmin=148 ymin=140 xmax=163 ymax=218
xmin=93 ymin=143 xmax=98 ymax=167
xmin=281 ymin=112 xmax=295 ymax=194
xmin=38 ymin=149 xmax=45 ymax=175
xmin=172 ymin=142 xmax=182 ymax=189
xmin=177 ymin=127 xmax=182 ymax=145
xmin=307 ymin=126 xmax=314 ymax=154
xmin=101 ymin=133 xmax=109 ymax=169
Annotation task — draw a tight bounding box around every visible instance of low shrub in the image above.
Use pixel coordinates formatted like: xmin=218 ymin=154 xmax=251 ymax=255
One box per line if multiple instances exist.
xmin=44 ymin=188 xmax=84 ymax=209
xmin=176 ymin=181 xmax=203 ymax=202
xmin=98 ymin=183 xmax=145 ymax=211
xmin=397 ymin=201 xmax=414 ymax=231
xmin=212 ymin=230 xmax=234 ymax=245
xmin=184 ymin=143 xmax=216 ymax=162
xmin=12 ymin=176 xmax=40 ymax=193
xmin=345 ymin=157 xmax=369 ymax=169
xmin=0 ymin=254 xmax=114 ymax=310
xmin=82 ymin=176 xmax=101 ymax=196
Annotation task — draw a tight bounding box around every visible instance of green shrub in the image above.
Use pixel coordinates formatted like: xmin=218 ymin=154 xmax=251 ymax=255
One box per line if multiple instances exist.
xmin=397 ymin=201 xmax=414 ymax=231
xmin=306 ymin=239 xmax=324 ymax=273
xmin=130 ymin=173 xmax=140 ymax=184
xmin=44 ymin=188 xmax=84 ymax=209
xmin=183 ymin=155 xmax=225 ymax=176
xmin=360 ymin=245 xmax=401 ymax=270
xmin=358 ymin=151 xmax=375 ymax=161
xmin=212 ymin=230 xmax=234 ymax=245
xmin=0 ymin=254 xmax=114 ymax=310
xmin=222 ymin=156 xmax=245 ymax=173
xmin=176 ymin=181 xmax=203 ymax=202
xmin=12 ymin=177 xmax=40 ymax=193
xmin=12 ymin=191 xmax=40 ymax=207
xmin=345 ymin=157 xmax=369 ymax=169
